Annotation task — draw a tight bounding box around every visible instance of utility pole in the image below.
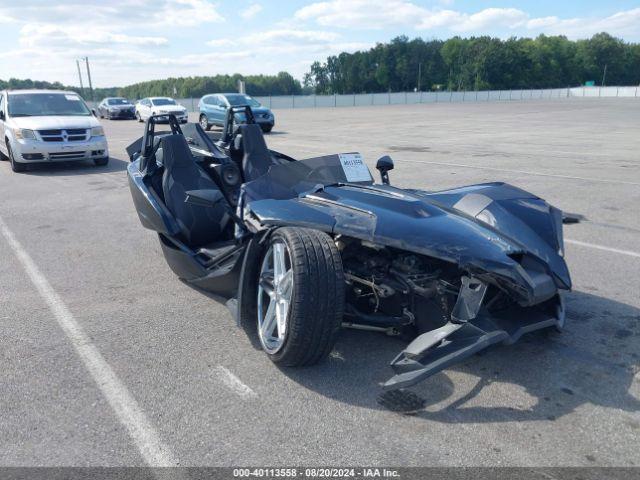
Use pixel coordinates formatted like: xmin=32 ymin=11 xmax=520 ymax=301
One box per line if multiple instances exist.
xmin=417 ymin=62 xmax=422 ymax=92
xmin=601 ymin=64 xmax=608 ymax=87
xmin=84 ymin=57 xmax=94 ymax=101
xmin=76 ymin=59 xmax=85 ymax=97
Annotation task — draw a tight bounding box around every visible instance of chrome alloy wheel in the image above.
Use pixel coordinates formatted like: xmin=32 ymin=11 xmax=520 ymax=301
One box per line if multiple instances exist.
xmin=257 ymin=242 xmax=294 ymax=354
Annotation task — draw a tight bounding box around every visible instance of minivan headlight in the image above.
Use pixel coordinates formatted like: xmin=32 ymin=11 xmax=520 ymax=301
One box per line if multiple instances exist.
xmin=13 ymin=128 xmax=36 ymax=140
xmin=91 ymin=126 xmax=105 ymax=137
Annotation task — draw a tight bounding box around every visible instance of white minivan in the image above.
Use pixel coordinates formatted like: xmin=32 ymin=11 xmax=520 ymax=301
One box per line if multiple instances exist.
xmin=0 ymin=89 xmax=109 ymax=172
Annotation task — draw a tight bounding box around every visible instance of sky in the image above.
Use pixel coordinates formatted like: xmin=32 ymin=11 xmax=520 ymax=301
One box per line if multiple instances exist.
xmin=1 ymin=0 xmax=639 ymax=88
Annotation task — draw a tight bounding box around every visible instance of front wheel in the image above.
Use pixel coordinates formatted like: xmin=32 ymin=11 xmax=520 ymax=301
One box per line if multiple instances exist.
xmin=199 ymin=114 xmax=210 ymax=131
xmin=262 ymin=125 xmax=273 ymax=133
xmin=8 ymin=144 xmax=26 ymax=172
xmin=94 ymin=157 xmax=109 ymax=166
xmin=136 ymin=112 xmax=142 ymax=122
xmin=255 ymin=228 xmax=345 ymax=366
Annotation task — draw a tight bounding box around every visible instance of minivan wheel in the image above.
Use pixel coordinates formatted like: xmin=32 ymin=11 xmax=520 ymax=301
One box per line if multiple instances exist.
xmin=199 ymin=114 xmax=210 ymax=131
xmin=8 ymin=144 xmax=26 ymax=172
xmin=136 ymin=112 xmax=142 ymax=122
xmin=255 ymin=227 xmax=345 ymax=366
xmin=94 ymin=157 xmax=109 ymax=166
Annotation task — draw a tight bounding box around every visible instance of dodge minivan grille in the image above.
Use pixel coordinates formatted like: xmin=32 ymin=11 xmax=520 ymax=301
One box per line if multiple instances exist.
xmin=38 ymin=129 xmax=89 ymax=142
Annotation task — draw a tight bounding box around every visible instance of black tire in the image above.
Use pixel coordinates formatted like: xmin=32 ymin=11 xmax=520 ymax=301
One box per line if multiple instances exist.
xmin=0 ymin=141 xmax=7 ymax=161
xmin=262 ymin=125 xmax=273 ymax=133
xmin=136 ymin=111 xmax=143 ymax=122
xmin=99 ymin=112 xmax=104 ymax=119
xmin=8 ymin=144 xmax=26 ymax=172
xmin=199 ymin=114 xmax=211 ymax=131
xmin=256 ymin=227 xmax=345 ymax=367
xmin=94 ymin=157 xmax=109 ymax=166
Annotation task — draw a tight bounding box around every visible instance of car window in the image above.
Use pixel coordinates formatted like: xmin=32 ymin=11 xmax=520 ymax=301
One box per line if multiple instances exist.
xmin=152 ymin=98 xmax=177 ymax=106
xmin=107 ymin=98 xmax=131 ymax=105
xmin=224 ymin=94 xmax=260 ymax=107
xmin=8 ymin=93 xmax=91 ymax=117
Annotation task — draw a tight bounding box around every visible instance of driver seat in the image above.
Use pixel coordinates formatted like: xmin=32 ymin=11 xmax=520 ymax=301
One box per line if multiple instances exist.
xmin=161 ymin=135 xmax=230 ymax=248
xmin=239 ymin=124 xmax=272 ymax=182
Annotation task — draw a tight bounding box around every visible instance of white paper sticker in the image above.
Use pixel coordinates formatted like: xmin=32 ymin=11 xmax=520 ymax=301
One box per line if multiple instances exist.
xmin=339 ymin=153 xmax=371 ymax=182
xmin=65 ymin=94 xmax=80 ymax=101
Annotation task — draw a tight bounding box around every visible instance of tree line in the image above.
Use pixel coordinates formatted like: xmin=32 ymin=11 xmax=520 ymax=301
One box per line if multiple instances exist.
xmin=303 ymin=33 xmax=640 ymax=94
xmin=118 ymin=72 xmax=302 ymax=99
xmin=0 ymin=78 xmax=118 ymax=100
xmin=4 ymin=33 xmax=639 ymax=100
xmin=0 ymin=72 xmax=302 ymax=101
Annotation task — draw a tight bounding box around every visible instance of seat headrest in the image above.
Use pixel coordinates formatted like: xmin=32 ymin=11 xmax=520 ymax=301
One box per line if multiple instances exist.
xmin=239 ymin=124 xmax=268 ymax=152
xmin=160 ymin=134 xmax=195 ymax=170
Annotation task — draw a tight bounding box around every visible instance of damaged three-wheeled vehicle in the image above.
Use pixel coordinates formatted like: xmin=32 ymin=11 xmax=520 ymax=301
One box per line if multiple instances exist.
xmin=126 ymin=107 xmax=571 ymax=395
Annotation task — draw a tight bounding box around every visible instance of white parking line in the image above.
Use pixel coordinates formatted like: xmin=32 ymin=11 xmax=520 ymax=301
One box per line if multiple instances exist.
xmin=565 ymin=239 xmax=640 ymax=259
xmin=401 ymin=159 xmax=640 ymax=186
xmin=0 ymin=215 xmax=177 ymax=467
xmin=214 ymin=366 xmax=257 ymax=399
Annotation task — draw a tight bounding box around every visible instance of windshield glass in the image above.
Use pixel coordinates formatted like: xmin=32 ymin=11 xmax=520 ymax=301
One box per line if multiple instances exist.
xmin=225 ymin=94 xmax=260 ymax=107
xmin=8 ymin=93 xmax=91 ymax=117
xmin=243 ymin=153 xmax=373 ymax=201
xmin=107 ymin=98 xmax=131 ymax=105
xmin=152 ymin=98 xmax=177 ymax=106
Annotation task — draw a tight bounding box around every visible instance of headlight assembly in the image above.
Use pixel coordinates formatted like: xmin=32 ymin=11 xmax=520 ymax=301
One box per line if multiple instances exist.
xmin=13 ymin=128 xmax=36 ymax=140
xmin=91 ymin=126 xmax=105 ymax=137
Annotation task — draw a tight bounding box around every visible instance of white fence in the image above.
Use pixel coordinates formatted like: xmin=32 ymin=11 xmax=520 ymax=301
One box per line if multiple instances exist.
xmin=161 ymin=86 xmax=639 ymax=112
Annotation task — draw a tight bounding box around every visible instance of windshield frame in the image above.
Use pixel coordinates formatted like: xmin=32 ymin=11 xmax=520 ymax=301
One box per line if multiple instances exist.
xmin=243 ymin=153 xmax=373 ymax=202
xmin=8 ymin=92 xmax=92 ymax=118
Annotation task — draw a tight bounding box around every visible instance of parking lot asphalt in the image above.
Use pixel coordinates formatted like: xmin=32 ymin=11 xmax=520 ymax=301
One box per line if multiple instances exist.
xmin=0 ymin=99 xmax=638 ymax=467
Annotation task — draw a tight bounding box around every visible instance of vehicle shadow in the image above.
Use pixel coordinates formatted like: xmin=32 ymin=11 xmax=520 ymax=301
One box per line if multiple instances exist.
xmin=20 ymin=156 xmax=129 ymax=176
xmin=279 ymin=290 xmax=640 ymax=421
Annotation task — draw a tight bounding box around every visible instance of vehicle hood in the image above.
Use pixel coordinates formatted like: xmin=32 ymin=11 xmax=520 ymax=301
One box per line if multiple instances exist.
xmin=246 ymin=182 xmax=571 ymax=305
xmin=155 ymin=106 xmax=187 ymax=113
xmin=9 ymin=115 xmax=100 ymax=130
xmin=235 ymin=107 xmax=271 ymax=117
xmin=251 ymin=107 xmax=271 ymax=115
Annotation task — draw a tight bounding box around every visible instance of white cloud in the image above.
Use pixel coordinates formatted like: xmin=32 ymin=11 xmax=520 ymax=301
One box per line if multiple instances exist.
xmin=20 ymin=24 xmax=168 ymax=48
xmin=245 ymin=29 xmax=341 ymax=44
xmin=294 ymin=1 xmax=640 ymax=39
xmin=450 ymin=8 xmax=527 ymax=31
xmin=0 ymin=0 xmax=224 ymax=28
xmin=526 ymin=8 xmax=640 ymax=38
xmin=295 ymin=0 xmax=427 ymax=29
xmin=206 ymin=38 xmax=238 ymax=48
xmin=294 ymin=1 xmax=527 ymax=31
xmin=241 ymin=3 xmax=263 ymax=20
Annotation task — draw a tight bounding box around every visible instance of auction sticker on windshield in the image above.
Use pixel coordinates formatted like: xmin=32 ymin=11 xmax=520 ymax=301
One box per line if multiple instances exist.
xmin=339 ymin=153 xmax=372 ymax=182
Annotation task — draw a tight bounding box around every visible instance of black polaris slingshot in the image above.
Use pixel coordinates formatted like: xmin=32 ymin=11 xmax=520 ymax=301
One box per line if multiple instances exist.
xmin=126 ymin=108 xmax=571 ymax=393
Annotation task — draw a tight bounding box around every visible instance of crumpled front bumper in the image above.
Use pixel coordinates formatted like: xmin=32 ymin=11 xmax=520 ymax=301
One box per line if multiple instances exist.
xmin=383 ymin=293 xmax=565 ymax=390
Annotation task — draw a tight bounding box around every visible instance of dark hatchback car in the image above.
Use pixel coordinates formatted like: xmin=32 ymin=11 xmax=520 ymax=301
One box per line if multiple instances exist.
xmin=198 ymin=93 xmax=274 ymax=132
xmin=97 ymin=97 xmax=136 ymax=120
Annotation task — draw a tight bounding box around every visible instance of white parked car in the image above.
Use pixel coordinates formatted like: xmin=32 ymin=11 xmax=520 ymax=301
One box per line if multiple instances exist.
xmin=0 ymin=89 xmax=109 ymax=172
xmin=135 ymin=97 xmax=188 ymax=123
